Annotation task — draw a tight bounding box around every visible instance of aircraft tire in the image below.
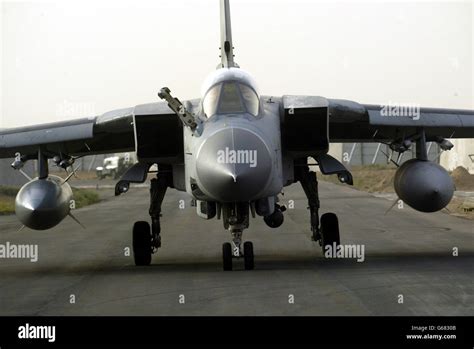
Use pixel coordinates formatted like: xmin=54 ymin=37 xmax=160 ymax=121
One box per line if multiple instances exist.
xmin=222 ymin=242 xmax=233 ymax=271
xmin=133 ymin=221 xmax=152 ymax=266
xmin=244 ymin=241 xmax=254 ymax=270
xmin=320 ymin=213 xmax=340 ymax=256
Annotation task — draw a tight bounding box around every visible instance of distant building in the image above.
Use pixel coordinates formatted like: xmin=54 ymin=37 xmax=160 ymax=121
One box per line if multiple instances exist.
xmin=440 ymin=139 xmax=474 ymax=174
xmin=326 ymin=142 xmax=440 ymax=168
xmin=0 ymin=159 xmax=34 ymax=186
xmin=327 ymin=140 xmax=473 ymax=174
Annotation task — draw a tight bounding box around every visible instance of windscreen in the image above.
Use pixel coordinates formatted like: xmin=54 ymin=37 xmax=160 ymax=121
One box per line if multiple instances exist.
xmin=218 ymin=82 xmax=245 ymax=114
xmin=239 ymin=84 xmax=259 ymax=116
xmin=202 ymin=84 xmax=221 ymax=117
xmin=202 ymin=82 xmax=260 ymax=117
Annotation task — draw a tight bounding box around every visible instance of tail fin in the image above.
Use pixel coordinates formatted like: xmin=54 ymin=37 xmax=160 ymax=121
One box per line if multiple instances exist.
xmin=219 ymin=0 xmax=238 ymax=68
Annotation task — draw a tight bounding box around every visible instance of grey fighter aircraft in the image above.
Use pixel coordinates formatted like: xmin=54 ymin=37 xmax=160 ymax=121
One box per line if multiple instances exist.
xmin=1 ymin=0 xmax=473 ymax=270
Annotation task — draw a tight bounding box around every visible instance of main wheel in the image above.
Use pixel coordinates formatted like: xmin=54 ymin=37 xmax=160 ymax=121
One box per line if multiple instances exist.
xmin=222 ymin=242 xmax=233 ymax=271
xmin=320 ymin=213 xmax=340 ymax=256
xmin=133 ymin=221 xmax=152 ymax=266
xmin=243 ymin=241 xmax=254 ymax=270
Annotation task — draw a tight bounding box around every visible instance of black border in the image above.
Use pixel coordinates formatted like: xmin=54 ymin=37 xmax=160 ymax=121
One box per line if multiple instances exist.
xmin=0 ymin=316 xmax=472 ymax=347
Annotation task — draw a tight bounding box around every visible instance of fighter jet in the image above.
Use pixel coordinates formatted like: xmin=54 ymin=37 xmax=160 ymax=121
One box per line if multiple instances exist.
xmin=1 ymin=0 xmax=473 ymax=270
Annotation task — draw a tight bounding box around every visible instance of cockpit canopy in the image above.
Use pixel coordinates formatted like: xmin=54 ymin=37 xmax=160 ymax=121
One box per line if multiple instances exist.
xmin=201 ymin=68 xmax=260 ymax=118
xmin=202 ymin=81 xmax=259 ymax=117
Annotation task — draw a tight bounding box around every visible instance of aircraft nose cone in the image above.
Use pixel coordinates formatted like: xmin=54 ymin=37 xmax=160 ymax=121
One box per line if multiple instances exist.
xmin=196 ymin=127 xmax=272 ymax=202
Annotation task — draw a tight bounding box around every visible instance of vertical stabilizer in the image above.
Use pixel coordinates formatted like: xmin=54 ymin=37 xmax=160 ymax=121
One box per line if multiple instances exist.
xmin=220 ymin=0 xmax=238 ymax=68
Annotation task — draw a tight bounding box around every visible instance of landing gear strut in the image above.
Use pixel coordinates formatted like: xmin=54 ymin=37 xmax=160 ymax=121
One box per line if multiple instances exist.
xmin=132 ymin=165 xmax=171 ymax=266
xmin=222 ymin=203 xmax=254 ymax=271
xmin=296 ymin=159 xmax=340 ymax=255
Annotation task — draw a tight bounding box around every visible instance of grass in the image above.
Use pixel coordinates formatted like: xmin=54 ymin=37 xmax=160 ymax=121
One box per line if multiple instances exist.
xmin=0 ymin=197 xmax=15 ymax=214
xmin=71 ymin=188 xmax=100 ymax=209
xmin=0 ymin=185 xmax=100 ymax=215
xmin=0 ymin=186 xmax=19 ymax=215
xmin=448 ymin=197 xmax=474 ymax=220
xmin=0 ymin=186 xmax=20 ymax=196
xmin=318 ymin=164 xmax=397 ymax=193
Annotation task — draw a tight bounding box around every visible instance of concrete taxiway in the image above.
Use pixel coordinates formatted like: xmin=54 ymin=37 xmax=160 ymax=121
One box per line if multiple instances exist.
xmin=0 ymin=180 xmax=472 ymax=315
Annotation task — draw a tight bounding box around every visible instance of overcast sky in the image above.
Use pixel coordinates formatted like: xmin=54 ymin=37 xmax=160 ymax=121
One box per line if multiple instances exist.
xmin=1 ymin=0 xmax=472 ymax=128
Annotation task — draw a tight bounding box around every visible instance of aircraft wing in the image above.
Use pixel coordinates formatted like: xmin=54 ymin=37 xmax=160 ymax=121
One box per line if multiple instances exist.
xmin=279 ymin=96 xmax=474 ymax=146
xmin=0 ymin=102 xmax=186 ymax=162
xmin=328 ymin=99 xmax=474 ymax=142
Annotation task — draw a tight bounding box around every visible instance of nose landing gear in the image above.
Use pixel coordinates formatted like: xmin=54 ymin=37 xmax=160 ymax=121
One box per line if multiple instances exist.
xmin=243 ymin=241 xmax=255 ymax=271
xmin=222 ymin=238 xmax=254 ymax=271
xmin=221 ymin=203 xmax=254 ymax=271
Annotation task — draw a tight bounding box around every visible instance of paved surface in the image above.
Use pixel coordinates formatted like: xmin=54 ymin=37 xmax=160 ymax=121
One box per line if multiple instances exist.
xmin=0 ymin=181 xmax=473 ymax=316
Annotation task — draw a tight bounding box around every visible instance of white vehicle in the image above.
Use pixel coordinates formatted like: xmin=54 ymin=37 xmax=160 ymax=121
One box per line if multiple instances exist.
xmin=96 ymin=157 xmax=120 ymax=179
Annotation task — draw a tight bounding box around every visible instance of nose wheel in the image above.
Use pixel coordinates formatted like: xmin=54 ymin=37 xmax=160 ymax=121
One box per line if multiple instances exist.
xmin=221 ymin=203 xmax=253 ymax=271
xmin=222 ymin=241 xmax=254 ymax=271
xmin=243 ymin=241 xmax=254 ymax=270
xmin=222 ymin=242 xmax=233 ymax=271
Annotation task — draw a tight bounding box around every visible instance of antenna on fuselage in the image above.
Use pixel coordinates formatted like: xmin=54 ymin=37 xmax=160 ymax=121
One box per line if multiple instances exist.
xmin=219 ymin=0 xmax=238 ymax=68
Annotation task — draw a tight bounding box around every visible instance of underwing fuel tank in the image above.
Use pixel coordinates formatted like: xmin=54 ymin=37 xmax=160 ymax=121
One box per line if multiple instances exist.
xmin=394 ymin=159 xmax=454 ymax=213
xmin=15 ymin=175 xmax=73 ymax=230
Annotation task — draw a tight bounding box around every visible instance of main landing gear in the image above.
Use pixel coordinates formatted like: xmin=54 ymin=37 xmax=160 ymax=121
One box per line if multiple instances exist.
xmin=132 ymin=161 xmax=342 ymax=268
xmin=221 ymin=203 xmax=254 ymax=271
xmin=132 ymin=165 xmax=172 ymax=266
xmin=296 ymin=160 xmax=341 ymax=254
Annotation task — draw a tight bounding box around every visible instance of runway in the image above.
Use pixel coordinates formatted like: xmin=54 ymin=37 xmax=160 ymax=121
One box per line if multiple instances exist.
xmin=0 ymin=180 xmax=472 ymax=316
